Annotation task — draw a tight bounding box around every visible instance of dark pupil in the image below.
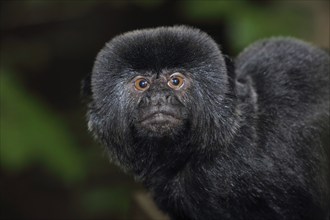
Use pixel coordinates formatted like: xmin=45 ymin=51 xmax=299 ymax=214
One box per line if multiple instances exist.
xmin=139 ymin=80 xmax=148 ymax=88
xmin=172 ymin=78 xmax=180 ymax=86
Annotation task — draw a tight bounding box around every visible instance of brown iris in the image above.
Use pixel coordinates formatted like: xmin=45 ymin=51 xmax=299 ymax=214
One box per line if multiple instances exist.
xmin=168 ymin=73 xmax=185 ymax=90
xmin=134 ymin=77 xmax=150 ymax=91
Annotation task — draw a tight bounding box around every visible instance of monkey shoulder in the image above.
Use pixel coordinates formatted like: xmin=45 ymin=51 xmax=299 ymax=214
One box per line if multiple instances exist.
xmin=233 ymin=38 xmax=329 ymax=178
xmin=235 ymin=38 xmax=329 ymax=119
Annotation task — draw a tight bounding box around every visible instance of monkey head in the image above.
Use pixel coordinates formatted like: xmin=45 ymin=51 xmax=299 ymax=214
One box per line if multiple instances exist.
xmin=86 ymin=26 xmax=239 ymax=172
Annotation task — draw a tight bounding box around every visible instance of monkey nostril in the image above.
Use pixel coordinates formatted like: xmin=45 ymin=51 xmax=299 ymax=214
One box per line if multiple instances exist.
xmin=156 ymin=97 xmax=166 ymax=106
xmin=166 ymin=95 xmax=175 ymax=105
xmin=149 ymin=93 xmax=169 ymax=106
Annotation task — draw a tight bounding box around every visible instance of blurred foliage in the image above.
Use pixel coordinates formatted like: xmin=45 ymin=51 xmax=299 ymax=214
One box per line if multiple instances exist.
xmin=0 ymin=71 xmax=86 ymax=184
xmin=181 ymin=0 xmax=314 ymax=52
xmin=80 ymin=187 xmax=131 ymax=219
xmin=0 ymin=0 xmax=328 ymax=220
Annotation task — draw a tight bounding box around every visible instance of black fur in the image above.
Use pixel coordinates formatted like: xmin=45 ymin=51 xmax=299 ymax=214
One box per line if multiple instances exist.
xmin=84 ymin=26 xmax=330 ymax=220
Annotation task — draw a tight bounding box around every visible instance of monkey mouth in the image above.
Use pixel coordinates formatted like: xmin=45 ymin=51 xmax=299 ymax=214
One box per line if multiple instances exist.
xmin=140 ymin=111 xmax=181 ymax=125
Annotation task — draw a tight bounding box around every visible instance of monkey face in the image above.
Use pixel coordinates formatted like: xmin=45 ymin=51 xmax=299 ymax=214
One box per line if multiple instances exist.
xmin=89 ymin=26 xmax=235 ymax=149
xmin=130 ymin=71 xmax=191 ymax=138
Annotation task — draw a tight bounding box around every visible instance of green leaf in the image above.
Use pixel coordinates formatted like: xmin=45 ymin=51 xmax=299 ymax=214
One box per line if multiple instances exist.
xmin=80 ymin=187 xmax=131 ymax=218
xmin=0 ymin=71 xmax=86 ymax=184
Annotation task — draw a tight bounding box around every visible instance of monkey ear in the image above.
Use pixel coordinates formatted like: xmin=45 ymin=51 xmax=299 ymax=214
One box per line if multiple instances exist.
xmin=223 ymin=55 xmax=236 ymax=89
xmin=81 ymin=73 xmax=92 ymax=104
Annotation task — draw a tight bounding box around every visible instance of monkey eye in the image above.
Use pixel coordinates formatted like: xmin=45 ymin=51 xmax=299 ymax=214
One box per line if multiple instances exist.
xmin=134 ymin=77 xmax=150 ymax=91
xmin=168 ymin=73 xmax=185 ymax=90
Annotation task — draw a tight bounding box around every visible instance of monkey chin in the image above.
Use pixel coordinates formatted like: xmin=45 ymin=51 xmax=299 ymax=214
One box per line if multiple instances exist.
xmin=137 ymin=112 xmax=185 ymax=139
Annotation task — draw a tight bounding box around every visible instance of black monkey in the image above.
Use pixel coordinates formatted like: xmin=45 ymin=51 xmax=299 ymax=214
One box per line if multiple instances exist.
xmin=83 ymin=26 xmax=330 ymax=220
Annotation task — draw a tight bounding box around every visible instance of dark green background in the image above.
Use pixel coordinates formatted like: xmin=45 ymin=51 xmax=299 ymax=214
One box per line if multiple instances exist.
xmin=1 ymin=1 xmax=329 ymax=219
